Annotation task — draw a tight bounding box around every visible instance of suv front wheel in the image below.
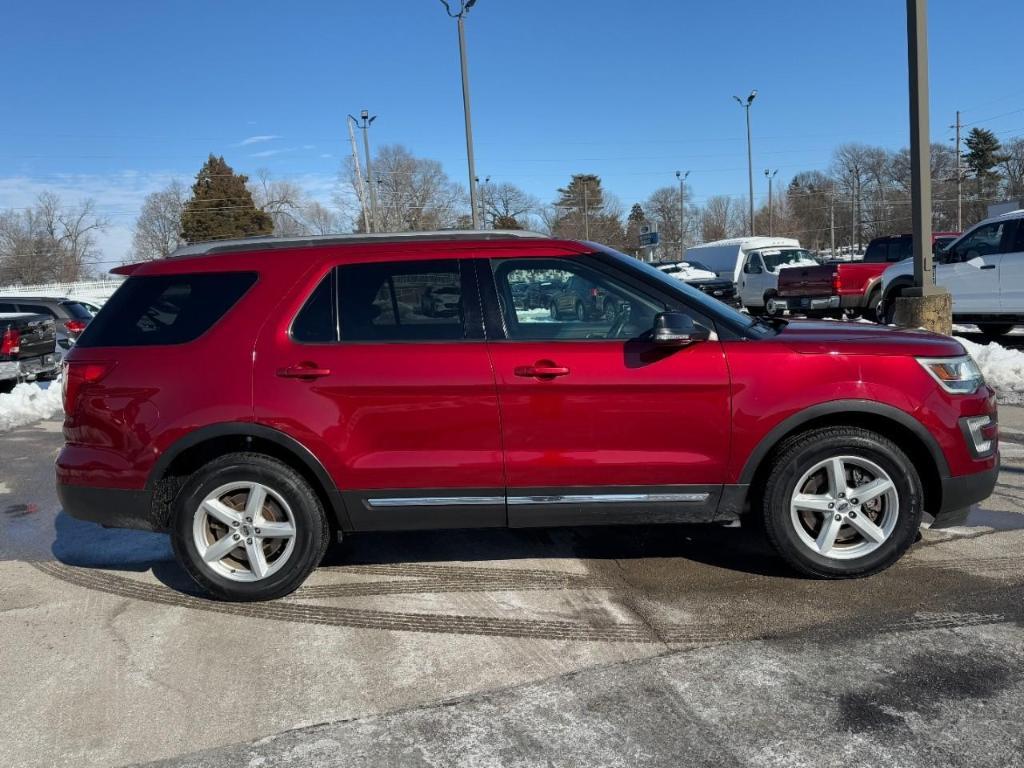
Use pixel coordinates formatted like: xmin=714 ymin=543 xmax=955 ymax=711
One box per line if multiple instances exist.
xmin=171 ymin=452 xmax=330 ymax=601
xmin=761 ymin=427 xmax=923 ymax=578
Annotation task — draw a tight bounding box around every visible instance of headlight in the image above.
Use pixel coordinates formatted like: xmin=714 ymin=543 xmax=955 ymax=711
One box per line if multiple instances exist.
xmin=917 ymin=355 xmax=985 ymax=394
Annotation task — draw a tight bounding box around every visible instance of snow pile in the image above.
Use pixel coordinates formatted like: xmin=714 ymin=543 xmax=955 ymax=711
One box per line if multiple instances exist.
xmin=957 ymin=337 xmax=1024 ymax=405
xmin=0 ymin=380 xmax=63 ymax=432
xmin=666 ymin=265 xmax=718 ymax=282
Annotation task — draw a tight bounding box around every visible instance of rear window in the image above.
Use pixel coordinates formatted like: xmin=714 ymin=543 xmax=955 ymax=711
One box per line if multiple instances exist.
xmin=77 ymin=272 xmax=257 ymax=347
xmin=60 ymin=301 xmax=93 ymax=320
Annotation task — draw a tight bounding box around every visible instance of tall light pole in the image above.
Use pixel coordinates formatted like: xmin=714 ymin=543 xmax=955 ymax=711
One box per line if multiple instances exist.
xmin=441 ymin=0 xmax=481 ymax=229
xmin=349 ymin=111 xmax=380 ymax=232
xmin=764 ymin=168 xmax=778 ymax=235
xmin=901 ymin=0 xmax=949 ymax=333
xmin=733 ymin=90 xmax=757 ymax=236
xmin=675 ymin=170 xmax=689 ymax=259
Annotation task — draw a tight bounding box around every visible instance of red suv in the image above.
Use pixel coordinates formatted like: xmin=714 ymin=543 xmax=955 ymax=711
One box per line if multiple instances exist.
xmin=57 ymin=232 xmax=999 ymax=600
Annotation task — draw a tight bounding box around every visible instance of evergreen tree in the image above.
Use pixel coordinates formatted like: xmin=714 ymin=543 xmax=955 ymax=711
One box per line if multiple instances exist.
xmin=624 ymin=203 xmax=646 ymax=256
xmin=180 ymin=155 xmax=273 ymax=243
xmin=963 ymin=128 xmax=1005 ymax=180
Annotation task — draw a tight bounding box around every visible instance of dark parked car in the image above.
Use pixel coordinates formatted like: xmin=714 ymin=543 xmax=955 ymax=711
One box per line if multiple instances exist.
xmin=0 ymin=312 xmax=59 ymax=392
xmin=0 ymin=296 xmax=93 ymax=352
xmin=522 ymin=279 xmax=563 ymax=310
xmin=549 ymin=274 xmax=618 ymax=320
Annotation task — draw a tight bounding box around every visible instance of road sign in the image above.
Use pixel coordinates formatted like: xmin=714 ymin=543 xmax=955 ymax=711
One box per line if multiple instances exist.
xmin=639 ymin=222 xmax=659 ymax=247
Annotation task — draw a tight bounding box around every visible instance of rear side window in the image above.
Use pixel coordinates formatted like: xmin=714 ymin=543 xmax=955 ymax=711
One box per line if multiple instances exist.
xmin=863 ymin=242 xmax=888 ymax=263
xmin=77 ymin=272 xmax=257 ymax=347
xmin=337 ymin=260 xmax=466 ymax=342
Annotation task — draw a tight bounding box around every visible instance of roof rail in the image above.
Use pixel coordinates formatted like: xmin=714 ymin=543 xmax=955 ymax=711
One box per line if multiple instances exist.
xmin=169 ymin=229 xmax=549 ymax=258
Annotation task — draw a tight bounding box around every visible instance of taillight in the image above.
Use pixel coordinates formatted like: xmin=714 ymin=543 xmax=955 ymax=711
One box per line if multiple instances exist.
xmin=0 ymin=328 xmax=20 ymax=355
xmin=63 ymin=361 xmax=113 ymax=417
xmin=831 ymin=271 xmax=842 ymax=293
xmin=64 ymin=320 xmax=87 ymax=334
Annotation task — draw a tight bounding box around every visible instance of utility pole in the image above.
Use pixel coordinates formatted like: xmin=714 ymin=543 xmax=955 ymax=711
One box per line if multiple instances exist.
xmin=476 ymin=175 xmax=490 ymax=227
xmin=734 ymin=90 xmax=757 ymax=236
xmin=346 ymin=116 xmax=371 ymax=233
xmin=829 ymin=186 xmax=836 ymax=259
xmin=440 ymin=1 xmax=481 ymax=229
xmin=582 ymin=181 xmax=590 ymax=240
xmin=952 ymin=109 xmax=963 ymax=231
xmin=349 ymin=111 xmax=380 ymax=232
xmin=676 ymin=170 xmax=689 ymax=259
xmin=764 ymin=169 xmax=778 ymax=236
xmin=900 ymin=0 xmax=950 ymax=333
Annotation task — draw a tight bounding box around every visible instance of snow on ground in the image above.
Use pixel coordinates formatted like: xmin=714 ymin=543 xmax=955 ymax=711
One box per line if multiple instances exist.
xmin=0 ymin=380 xmax=63 ymax=432
xmin=957 ymin=338 xmax=1024 ymax=405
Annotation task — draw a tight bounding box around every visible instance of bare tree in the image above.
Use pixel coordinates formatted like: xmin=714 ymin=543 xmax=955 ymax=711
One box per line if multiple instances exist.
xmin=303 ymin=202 xmax=343 ymax=236
xmin=132 ymin=180 xmax=186 ymax=261
xmin=479 ymin=181 xmax=539 ymax=229
xmin=700 ymin=196 xmax=740 ymax=242
xmin=1001 ymin=138 xmax=1024 ymax=200
xmin=0 ymin=193 xmax=107 ymax=284
xmin=344 ymin=144 xmax=466 ymax=232
xmin=250 ymin=169 xmax=309 ymax=236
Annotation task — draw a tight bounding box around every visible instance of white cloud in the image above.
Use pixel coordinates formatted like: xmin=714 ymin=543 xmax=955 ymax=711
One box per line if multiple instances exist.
xmin=237 ymin=135 xmax=281 ymax=146
xmin=250 ymin=147 xmax=297 ymax=158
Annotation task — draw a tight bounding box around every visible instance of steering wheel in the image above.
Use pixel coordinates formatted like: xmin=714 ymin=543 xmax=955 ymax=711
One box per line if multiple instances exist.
xmin=605 ymin=302 xmax=631 ymax=339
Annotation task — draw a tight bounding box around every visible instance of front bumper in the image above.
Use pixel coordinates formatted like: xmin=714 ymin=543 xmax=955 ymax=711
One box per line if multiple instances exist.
xmin=931 ymin=459 xmax=1000 ymax=528
xmin=57 ymin=482 xmax=161 ymax=532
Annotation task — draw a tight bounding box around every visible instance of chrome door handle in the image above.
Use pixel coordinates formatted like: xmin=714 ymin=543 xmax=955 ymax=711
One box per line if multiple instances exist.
xmin=515 ymin=364 xmax=570 ymax=379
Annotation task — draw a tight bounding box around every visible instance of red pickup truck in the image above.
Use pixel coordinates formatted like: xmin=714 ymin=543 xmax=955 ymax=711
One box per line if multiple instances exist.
xmin=769 ymin=233 xmax=959 ymax=321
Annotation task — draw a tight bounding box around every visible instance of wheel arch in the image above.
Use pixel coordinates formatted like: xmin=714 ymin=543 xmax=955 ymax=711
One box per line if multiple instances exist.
xmin=881 ymin=275 xmax=914 ymax=304
xmin=147 ymin=423 xmax=351 ymax=532
xmin=739 ymin=400 xmax=948 ymax=515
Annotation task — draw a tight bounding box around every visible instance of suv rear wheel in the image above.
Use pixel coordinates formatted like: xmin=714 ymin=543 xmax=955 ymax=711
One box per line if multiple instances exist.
xmin=171 ymin=452 xmax=330 ymax=601
xmin=761 ymin=427 xmax=922 ymax=579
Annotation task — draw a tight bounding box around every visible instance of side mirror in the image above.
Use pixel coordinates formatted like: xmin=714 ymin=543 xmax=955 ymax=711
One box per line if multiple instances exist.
xmin=651 ymin=312 xmax=711 ymax=347
xmin=744 ymin=262 xmax=763 ymax=275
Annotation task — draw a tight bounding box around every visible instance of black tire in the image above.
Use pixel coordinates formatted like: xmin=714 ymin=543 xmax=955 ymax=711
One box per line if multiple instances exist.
xmin=977 ymin=322 xmax=1015 ymax=338
xmin=880 ymin=290 xmax=901 ymax=325
xmin=575 ymin=301 xmax=586 ymax=321
xmin=760 ymin=426 xmax=923 ymax=579
xmin=0 ymin=379 xmax=14 ymax=394
xmin=171 ymin=452 xmax=330 ymax=601
xmin=549 ymin=300 xmax=560 ymax=320
xmin=863 ymin=286 xmax=881 ymax=323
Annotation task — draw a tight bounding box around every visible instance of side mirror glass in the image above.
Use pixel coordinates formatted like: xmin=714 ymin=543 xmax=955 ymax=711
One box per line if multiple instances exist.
xmin=744 ymin=262 xmax=763 ymax=274
xmin=651 ymin=312 xmax=711 ymax=347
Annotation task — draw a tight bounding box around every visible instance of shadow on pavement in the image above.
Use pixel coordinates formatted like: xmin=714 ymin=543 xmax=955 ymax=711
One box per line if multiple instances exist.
xmin=50 ymin=508 xmax=795 ymax=597
xmin=50 ymin=511 xmax=202 ymax=595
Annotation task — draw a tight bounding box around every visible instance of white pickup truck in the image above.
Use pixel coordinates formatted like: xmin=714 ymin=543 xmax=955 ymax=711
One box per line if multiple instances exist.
xmin=879 ymin=210 xmax=1024 ymax=335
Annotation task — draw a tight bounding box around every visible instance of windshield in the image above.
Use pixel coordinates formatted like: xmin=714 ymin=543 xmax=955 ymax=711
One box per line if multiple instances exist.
xmin=757 ymin=248 xmax=819 ymax=273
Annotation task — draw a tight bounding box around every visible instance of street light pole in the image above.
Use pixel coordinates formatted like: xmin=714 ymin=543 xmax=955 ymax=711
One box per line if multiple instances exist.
xmin=764 ymin=169 xmax=778 ymax=236
xmin=349 ymin=110 xmax=380 ymax=232
xmin=675 ymin=170 xmax=689 ymax=259
xmin=441 ymin=1 xmax=481 ymax=229
xmin=734 ymin=90 xmax=757 ymax=236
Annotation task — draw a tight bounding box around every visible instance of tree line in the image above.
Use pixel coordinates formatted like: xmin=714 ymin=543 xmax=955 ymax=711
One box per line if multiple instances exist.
xmin=2 ymin=126 xmax=1022 ymax=282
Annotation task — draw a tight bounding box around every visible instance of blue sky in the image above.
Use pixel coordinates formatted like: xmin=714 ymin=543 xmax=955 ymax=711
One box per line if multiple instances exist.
xmin=2 ymin=0 xmax=1022 ymax=265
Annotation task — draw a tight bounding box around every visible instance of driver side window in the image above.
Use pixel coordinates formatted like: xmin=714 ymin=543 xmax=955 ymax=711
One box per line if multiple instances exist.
xmin=490 ymin=258 xmax=665 ymax=341
xmin=949 ymin=221 xmax=1006 ymax=262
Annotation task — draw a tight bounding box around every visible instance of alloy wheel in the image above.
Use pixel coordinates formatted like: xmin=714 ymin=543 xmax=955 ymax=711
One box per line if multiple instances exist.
xmin=192 ymin=481 xmax=297 ymax=582
xmin=789 ymin=455 xmax=899 ymax=560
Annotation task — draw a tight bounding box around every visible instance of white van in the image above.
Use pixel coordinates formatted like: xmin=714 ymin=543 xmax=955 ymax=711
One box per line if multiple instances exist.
xmin=684 ymin=237 xmax=818 ymax=311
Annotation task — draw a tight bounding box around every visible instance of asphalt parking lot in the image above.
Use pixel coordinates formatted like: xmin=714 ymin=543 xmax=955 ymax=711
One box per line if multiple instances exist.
xmin=2 ymin=413 xmax=1023 ymax=768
